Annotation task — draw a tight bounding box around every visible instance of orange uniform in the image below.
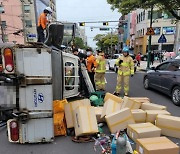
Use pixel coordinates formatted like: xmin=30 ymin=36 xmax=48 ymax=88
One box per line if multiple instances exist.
xmin=38 ymin=13 xmax=48 ymax=29
xmin=86 ymin=55 xmax=96 ymax=72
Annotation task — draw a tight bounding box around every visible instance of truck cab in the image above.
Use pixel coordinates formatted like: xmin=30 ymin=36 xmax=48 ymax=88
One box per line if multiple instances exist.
xmin=0 ymin=22 xmax=80 ymax=143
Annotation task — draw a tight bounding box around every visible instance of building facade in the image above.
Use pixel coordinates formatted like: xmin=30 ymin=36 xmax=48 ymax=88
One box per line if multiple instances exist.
xmin=134 ymin=8 xmax=176 ymax=55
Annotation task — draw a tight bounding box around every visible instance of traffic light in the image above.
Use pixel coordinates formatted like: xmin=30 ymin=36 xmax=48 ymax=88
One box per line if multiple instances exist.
xmin=103 ymin=22 xmax=108 ymax=26
xmin=79 ymin=22 xmax=85 ymax=26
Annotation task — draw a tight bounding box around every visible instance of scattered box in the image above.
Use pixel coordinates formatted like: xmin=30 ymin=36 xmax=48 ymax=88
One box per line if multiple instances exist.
xmin=129 ymin=97 xmax=150 ymax=103
xmin=146 ymin=110 xmax=171 ymax=124
xmin=127 ymin=123 xmax=161 ymax=142
xmin=105 ymin=108 xmax=135 ymax=133
xmin=73 ymin=106 xmax=98 ymax=137
xmin=101 ymin=99 xmax=121 ymax=118
xmin=156 ymin=114 xmax=180 ymax=139
xmin=136 ymin=137 xmax=179 ymax=154
xmin=104 ymin=92 xmax=123 ymax=104
xmin=131 ymin=109 xmax=146 ymax=123
xmin=54 ymin=112 xmax=67 ymax=136
xmin=121 ymin=96 xmax=143 ymax=110
xmin=64 ymin=99 xmax=91 ymax=128
xmin=141 ymin=103 xmax=166 ymax=110
xmin=94 ymin=107 xmax=104 ymax=123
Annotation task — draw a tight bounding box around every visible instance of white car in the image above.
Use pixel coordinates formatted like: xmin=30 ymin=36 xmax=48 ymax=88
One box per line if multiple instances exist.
xmin=108 ymin=54 xmax=122 ymax=72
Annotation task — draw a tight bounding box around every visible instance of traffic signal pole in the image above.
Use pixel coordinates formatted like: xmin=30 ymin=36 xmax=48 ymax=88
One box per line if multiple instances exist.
xmin=147 ymin=5 xmax=153 ymax=70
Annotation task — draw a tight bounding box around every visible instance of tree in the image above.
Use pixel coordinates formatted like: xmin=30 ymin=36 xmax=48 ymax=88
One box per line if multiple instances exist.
xmin=74 ymin=37 xmax=86 ymax=49
xmin=93 ymin=33 xmax=118 ymax=53
xmin=107 ymin=0 xmax=180 ymax=20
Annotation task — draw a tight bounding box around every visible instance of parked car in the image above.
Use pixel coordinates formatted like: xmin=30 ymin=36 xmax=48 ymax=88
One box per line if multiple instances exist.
xmin=141 ymin=53 xmax=148 ymax=61
xmin=108 ymin=53 xmax=136 ymax=73
xmin=143 ymin=59 xmax=180 ymax=106
xmin=108 ymin=54 xmax=122 ymax=72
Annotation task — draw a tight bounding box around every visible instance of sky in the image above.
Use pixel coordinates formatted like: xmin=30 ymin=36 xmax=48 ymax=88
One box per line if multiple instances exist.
xmin=56 ymin=0 xmax=121 ymax=49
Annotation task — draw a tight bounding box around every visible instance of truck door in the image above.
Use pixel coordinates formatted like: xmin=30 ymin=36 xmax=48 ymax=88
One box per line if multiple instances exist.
xmin=63 ymin=52 xmax=79 ymax=98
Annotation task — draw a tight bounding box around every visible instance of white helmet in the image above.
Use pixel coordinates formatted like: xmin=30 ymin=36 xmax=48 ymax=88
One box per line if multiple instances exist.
xmin=45 ymin=7 xmax=52 ymax=13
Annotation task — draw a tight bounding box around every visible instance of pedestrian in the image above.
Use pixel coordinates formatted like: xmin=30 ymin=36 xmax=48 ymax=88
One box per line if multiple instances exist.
xmin=135 ymin=52 xmax=141 ymax=67
xmin=86 ymin=48 xmax=96 ymax=90
xmin=113 ymin=47 xmax=134 ymax=96
xmin=94 ymin=50 xmax=106 ymax=91
xmin=150 ymin=51 xmax=154 ymax=65
xmin=37 ymin=7 xmax=52 ymax=43
xmin=72 ymin=48 xmax=88 ymax=97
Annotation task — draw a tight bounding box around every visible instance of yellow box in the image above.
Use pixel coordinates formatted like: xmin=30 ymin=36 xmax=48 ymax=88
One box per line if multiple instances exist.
xmin=156 ymin=114 xmax=180 ymax=139
xmin=64 ymin=99 xmax=91 ymax=128
xmin=136 ymin=137 xmax=179 ymax=154
xmin=127 ymin=123 xmax=161 ymax=142
xmin=104 ymin=92 xmax=123 ymax=103
xmin=94 ymin=107 xmax=104 ymax=123
xmin=146 ymin=110 xmax=171 ymax=124
xmin=73 ymin=106 xmax=98 ymax=137
xmin=53 ymin=99 xmax=68 ymax=114
xmin=141 ymin=103 xmax=166 ymax=110
xmin=121 ymin=96 xmax=143 ymax=109
xmin=105 ymin=108 xmax=135 ymax=133
xmin=101 ymin=99 xmax=121 ymax=118
xmin=131 ymin=109 xmax=146 ymax=123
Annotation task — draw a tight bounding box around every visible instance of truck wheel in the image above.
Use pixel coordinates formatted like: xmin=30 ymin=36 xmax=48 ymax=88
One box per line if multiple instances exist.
xmin=172 ymin=86 xmax=180 ymax=106
xmin=144 ymin=77 xmax=150 ymax=89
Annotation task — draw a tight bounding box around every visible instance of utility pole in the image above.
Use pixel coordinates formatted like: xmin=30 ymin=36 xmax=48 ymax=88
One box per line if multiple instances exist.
xmin=174 ymin=10 xmax=180 ymax=54
xmin=147 ymin=5 xmax=153 ymax=69
xmin=110 ymin=28 xmax=113 ymax=56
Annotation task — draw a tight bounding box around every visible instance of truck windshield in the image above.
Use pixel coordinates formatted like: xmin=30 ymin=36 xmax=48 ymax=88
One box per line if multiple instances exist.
xmin=61 ymin=23 xmax=76 ymax=47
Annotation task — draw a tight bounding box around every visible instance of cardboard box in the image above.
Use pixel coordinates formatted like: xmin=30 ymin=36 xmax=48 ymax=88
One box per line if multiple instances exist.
xmin=136 ymin=137 xmax=179 ymax=154
xmin=64 ymin=99 xmax=91 ymax=128
xmin=146 ymin=110 xmax=171 ymax=124
xmin=104 ymin=92 xmax=123 ymax=103
xmin=73 ymin=106 xmax=98 ymax=136
xmin=129 ymin=97 xmax=150 ymax=103
xmin=94 ymin=107 xmax=104 ymax=123
xmin=105 ymin=108 xmax=135 ymax=133
xmin=121 ymin=96 xmax=143 ymax=110
xmin=101 ymin=99 xmax=121 ymax=118
xmin=54 ymin=113 xmax=66 ymax=136
xmin=141 ymin=103 xmax=166 ymax=110
xmin=131 ymin=109 xmax=146 ymax=123
xmin=156 ymin=114 xmax=180 ymax=139
xmin=127 ymin=123 xmax=161 ymax=142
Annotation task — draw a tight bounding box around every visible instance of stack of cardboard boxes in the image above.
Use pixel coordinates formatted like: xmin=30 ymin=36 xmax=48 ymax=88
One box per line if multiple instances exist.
xmin=64 ymin=93 xmax=179 ymax=153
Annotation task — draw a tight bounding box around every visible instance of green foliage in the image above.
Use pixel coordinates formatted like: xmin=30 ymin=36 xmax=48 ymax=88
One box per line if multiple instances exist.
xmin=93 ymin=33 xmax=118 ymax=51
xmin=107 ymin=0 xmax=180 ymax=20
xmin=74 ymin=37 xmax=86 ymax=49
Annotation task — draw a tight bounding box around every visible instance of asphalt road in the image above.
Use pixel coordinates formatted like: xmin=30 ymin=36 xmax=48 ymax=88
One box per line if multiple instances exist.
xmin=0 ymin=71 xmax=179 ymax=154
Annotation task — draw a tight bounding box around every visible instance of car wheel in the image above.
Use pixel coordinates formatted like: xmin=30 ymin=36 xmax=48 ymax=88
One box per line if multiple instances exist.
xmin=108 ymin=63 xmax=111 ymax=70
xmin=171 ymin=86 xmax=180 ymax=106
xmin=144 ymin=57 xmax=147 ymax=61
xmin=114 ymin=65 xmax=118 ymax=73
xmin=144 ymin=77 xmax=150 ymax=89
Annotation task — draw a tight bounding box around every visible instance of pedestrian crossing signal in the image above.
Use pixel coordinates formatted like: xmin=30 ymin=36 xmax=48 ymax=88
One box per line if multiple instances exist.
xmin=103 ymin=22 xmax=108 ymax=26
xmin=79 ymin=22 xmax=85 ymax=26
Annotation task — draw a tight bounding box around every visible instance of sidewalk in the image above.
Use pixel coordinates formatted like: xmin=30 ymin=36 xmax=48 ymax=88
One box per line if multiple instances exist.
xmin=136 ymin=60 xmax=161 ymax=71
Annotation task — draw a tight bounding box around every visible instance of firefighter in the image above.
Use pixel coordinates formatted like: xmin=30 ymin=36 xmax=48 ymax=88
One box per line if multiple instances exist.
xmin=86 ymin=48 xmax=96 ymax=90
xmin=95 ymin=50 xmax=106 ymax=91
xmin=114 ymin=47 xmax=134 ymax=96
xmin=37 ymin=7 xmax=52 ymax=42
